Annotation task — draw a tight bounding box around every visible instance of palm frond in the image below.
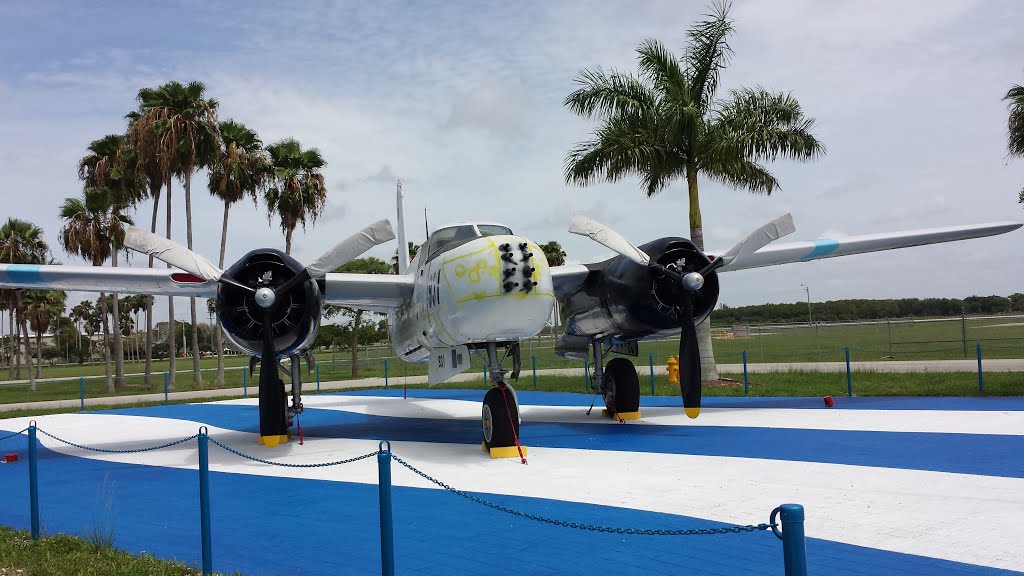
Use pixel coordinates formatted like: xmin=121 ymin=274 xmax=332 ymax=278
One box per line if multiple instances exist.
xmin=564 ymin=67 xmax=656 ymax=120
xmin=684 ymin=0 xmax=734 ymax=113
xmin=1005 ymin=84 xmax=1024 ymax=157
xmin=705 ymin=87 xmax=825 ymax=163
xmin=702 ymin=156 xmax=779 ymax=195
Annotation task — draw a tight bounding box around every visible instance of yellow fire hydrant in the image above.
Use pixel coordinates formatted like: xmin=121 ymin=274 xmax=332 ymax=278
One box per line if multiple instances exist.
xmin=667 ymin=356 xmax=679 ymax=384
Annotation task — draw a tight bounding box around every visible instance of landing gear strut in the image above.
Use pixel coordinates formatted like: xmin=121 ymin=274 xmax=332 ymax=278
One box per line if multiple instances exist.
xmin=480 ymin=342 xmax=526 ymax=462
xmin=256 ymin=352 xmax=307 ymax=447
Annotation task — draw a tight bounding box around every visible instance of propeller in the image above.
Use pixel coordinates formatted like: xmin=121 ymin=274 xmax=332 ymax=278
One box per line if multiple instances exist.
xmin=124 ymin=219 xmax=397 ymax=440
xmin=569 ymin=214 xmax=796 ymax=419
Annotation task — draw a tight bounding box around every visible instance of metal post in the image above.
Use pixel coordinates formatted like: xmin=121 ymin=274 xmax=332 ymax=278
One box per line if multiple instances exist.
xmin=377 ymin=442 xmax=395 ymax=576
xmin=242 ymin=368 xmax=247 ymax=398
xmin=79 ymin=376 xmax=85 ymax=410
xmin=648 ymin=353 xmax=655 ymax=396
xmin=976 ymin=341 xmax=983 ymax=394
xmin=584 ymin=359 xmax=590 ymax=393
xmin=531 ymin=355 xmax=537 ymax=390
xmin=198 ymin=428 xmax=213 ymax=576
xmin=316 ymin=362 xmax=321 ymax=393
xmin=164 ymin=371 xmax=169 ymax=404
xmin=845 ymin=346 xmax=852 ymax=398
xmin=961 ymin=307 xmax=968 ymax=358
xmin=28 ymin=422 xmax=39 ymax=540
xmin=742 ymin=351 xmax=749 ymax=396
xmin=772 ymin=504 xmax=807 ymax=576
xmin=384 ymin=359 xmax=389 ymax=387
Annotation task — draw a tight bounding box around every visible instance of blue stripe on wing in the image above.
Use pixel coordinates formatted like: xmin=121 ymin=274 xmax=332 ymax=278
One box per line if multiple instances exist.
xmin=1 ymin=264 xmax=43 ymax=283
xmin=800 ymin=239 xmax=840 ymax=261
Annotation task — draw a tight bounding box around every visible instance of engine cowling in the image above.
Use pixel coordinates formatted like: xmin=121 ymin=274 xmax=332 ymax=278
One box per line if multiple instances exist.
xmin=558 ymin=237 xmax=720 ymax=346
xmin=216 ymin=249 xmax=322 ymax=357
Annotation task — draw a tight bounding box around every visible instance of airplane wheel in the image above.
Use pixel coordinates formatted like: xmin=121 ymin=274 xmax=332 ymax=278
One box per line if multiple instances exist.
xmin=604 ymin=357 xmax=640 ymax=414
xmin=482 ymin=386 xmax=520 ymax=449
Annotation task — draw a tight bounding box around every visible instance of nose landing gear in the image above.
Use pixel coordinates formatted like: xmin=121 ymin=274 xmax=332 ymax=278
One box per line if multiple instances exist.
xmin=480 ymin=342 xmax=527 ymax=462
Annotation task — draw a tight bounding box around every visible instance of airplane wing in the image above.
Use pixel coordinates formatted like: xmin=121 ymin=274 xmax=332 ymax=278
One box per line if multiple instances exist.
xmin=713 ymin=221 xmax=1022 ymax=273
xmin=321 ymin=273 xmax=414 ymax=312
xmin=550 ymin=264 xmax=590 ymax=296
xmin=0 ymin=264 xmax=415 ymax=313
xmin=0 ymin=264 xmax=217 ymax=296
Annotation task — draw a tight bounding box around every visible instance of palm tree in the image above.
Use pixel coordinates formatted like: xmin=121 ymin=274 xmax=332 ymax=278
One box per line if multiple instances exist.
xmin=208 ymin=119 xmax=269 ymax=385
xmin=70 ymin=300 xmax=93 ymax=360
xmin=79 ymin=134 xmax=145 ymax=387
xmin=1005 ymin=84 xmax=1024 ymax=204
xmin=59 ymin=187 xmax=133 ymax=393
xmin=129 ymin=81 xmax=220 ymax=389
xmin=265 ymin=139 xmax=328 ymax=254
xmin=26 ymin=290 xmax=67 ymax=379
xmin=390 ymin=242 xmax=421 ymax=273
xmin=539 ymin=241 xmax=567 ymax=267
xmin=0 ymin=219 xmax=50 ymax=390
xmin=563 ymin=2 xmax=824 ymax=380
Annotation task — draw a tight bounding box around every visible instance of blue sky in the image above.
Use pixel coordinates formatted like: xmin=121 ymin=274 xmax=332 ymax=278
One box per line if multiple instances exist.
xmin=1 ymin=0 xmax=1022 ymax=321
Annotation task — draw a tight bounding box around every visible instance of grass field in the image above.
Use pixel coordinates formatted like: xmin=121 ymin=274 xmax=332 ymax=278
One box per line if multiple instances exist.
xmin=1 ymin=315 xmax=1021 ymax=405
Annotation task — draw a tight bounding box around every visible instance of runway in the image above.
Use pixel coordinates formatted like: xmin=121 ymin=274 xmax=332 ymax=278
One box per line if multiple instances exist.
xmin=1 ymin=390 xmax=1022 ymax=575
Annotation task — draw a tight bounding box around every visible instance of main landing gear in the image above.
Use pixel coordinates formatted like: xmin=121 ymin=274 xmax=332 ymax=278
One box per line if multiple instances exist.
xmin=480 ymin=342 xmax=527 ymax=462
xmin=256 ymin=352 xmax=310 ymax=447
xmin=589 ymin=341 xmax=641 ymax=421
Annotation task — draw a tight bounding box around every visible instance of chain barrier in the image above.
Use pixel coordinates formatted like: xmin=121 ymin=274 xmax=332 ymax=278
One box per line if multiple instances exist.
xmin=36 ymin=428 xmax=199 ymax=454
xmin=0 ymin=428 xmax=28 ymax=442
xmin=389 ymin=452 xmax=774 ymax=536
xmin=208 ymin=436 xmax=378 ymax=468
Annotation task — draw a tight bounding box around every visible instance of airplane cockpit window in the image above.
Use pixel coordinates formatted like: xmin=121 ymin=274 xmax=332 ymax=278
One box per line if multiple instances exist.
xmin=477 ymin=224 xmax=513 ymax=237
xmin=427 ymin=225 xmax=478 ymax=260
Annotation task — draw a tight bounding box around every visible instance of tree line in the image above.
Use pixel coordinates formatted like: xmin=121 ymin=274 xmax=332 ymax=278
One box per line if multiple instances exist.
xmin=712 ymin=294 xmax=1024 ymax=325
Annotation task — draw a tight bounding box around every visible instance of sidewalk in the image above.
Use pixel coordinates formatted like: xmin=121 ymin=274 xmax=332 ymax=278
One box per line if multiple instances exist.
xmin=1 ymin=359 xmax=1020 ymax=414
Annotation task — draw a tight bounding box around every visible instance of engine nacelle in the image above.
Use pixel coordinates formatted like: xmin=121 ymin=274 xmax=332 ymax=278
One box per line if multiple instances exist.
xmin=558 ymin=237 xmax=720 ymax=346
xmin=216 ymin=249 xmax=322 ymax=358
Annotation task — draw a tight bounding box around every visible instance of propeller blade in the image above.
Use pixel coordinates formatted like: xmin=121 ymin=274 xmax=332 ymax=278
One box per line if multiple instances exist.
xmin=717 ymin=214 xmax=796 ymax=272
xmin=569 ymin=215 xmax=650 ymax=266
xmin=123 ymin=227 xmax=222 ymax=281
xmin=678 ymin=296 xmax=702 ymax=419
xmin=305 ymin=219 xmax=396 ymax=278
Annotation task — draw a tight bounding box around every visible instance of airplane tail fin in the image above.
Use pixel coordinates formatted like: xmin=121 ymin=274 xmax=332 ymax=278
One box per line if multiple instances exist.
xmin=396 ymin=180 xmax=410 ymax=274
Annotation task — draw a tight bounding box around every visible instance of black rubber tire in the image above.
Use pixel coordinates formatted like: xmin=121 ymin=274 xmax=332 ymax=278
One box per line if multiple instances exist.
xmin=482 ymin=386 xmax=520 ymax=449
xmin=604 ymin=357 xmax=640 ymax=414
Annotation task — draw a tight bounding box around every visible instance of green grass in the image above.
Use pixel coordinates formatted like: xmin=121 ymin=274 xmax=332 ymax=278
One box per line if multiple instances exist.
xmin=0 ymin=525 xmax=237 ymax=576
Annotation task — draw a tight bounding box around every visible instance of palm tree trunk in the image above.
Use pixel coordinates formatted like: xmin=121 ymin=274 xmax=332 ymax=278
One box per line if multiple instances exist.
xmin=285 ymin=227 xmax=293 ymax=255
xmin=13 ymin=305 xmax=22 ymax=380
xmin=144 ymin=182 xmax=160 ymax=388
xmin=111 ymin=249 xmax=124 ymax=387
xmin=35 ymin=327 xmax=42 ymax=380
xmin=16 ymin=292 xmax=34 ymax=391
xmin=98 ymin=291 xmax=113 ymax=393
xmin=166 ymin=179 xmax=177 ymax=390
xmin=214 ymin=199 xmax=230 ymax=386
xmin=350 ymin=310 xmax=362 ymax=378
xmin=686 ymin=168 xmax=719 ymax=382
xmin=185 ymin=173 xmax=203 ymax=387
xmin=8 ymin=307 xmax=14 ymax=379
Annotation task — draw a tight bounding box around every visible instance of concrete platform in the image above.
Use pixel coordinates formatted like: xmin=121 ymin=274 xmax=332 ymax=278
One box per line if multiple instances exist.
xmin=1 ymin=391 xmax=1022 ymax=575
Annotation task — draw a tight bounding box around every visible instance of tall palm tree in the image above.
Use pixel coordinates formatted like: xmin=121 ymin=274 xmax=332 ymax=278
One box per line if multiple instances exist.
xmin=265 ymin=139 xmax=328 ymax=254
xmin=539 ymin=241 xmax=567 ymax=267
xmin=70 ymin=300 xmax=93 ymax=359
xmin=129 ymin=81 xmax=220 ymax=388
xmin=0 ymin=219 xmax=50 ymax=390
xmin=390 ymin=242 xmax=421 ymax=273
xmin=79 ymin=134 xmax=145 ymax=387
xmin=208 ymin=119 xmax=269 ymax=385
xmin=26 ymin=290 xmax=67 ymax=379
xmin=563 ymin=2 xmax=824 ymax=380
xmin=59 ymin=187 xmax=133 ymax=393
xmin=1005 ymin=84 xmax=1024 ymax=204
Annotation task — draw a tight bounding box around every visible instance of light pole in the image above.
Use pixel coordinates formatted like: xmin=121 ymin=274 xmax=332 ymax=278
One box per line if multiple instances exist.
xmin=800 ymin=283 xmax=819 ymax=359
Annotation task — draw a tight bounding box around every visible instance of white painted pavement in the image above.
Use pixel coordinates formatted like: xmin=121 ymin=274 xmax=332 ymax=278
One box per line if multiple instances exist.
xmin=3 ymin=397 xmax=1022 ymax=571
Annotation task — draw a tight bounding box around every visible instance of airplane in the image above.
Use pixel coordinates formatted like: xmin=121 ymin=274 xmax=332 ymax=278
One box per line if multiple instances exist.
xmin=0 ymin=182 xmax=1020 ymax=458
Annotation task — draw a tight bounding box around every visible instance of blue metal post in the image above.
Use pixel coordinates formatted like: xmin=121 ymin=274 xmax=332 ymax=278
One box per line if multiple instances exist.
xmin=531 ymin=355 xmax=537 ymax=391
xmin=79 ymin=376 xmax=85 ymax=410
xmin=648 ymin=353 xmax=655 ymax=396
xmin=377 ymin=442 xmax=395 ymax=576
xmin=772 ymin=504 xmax=807 ymax=576
xmin=242 ymin=368 xmax=247 ymax=398
xmin=198 ymin=428 xmax=213 ymax=576
xmin=845 ymin=347 xmax=852 ymax=398
xmin=976 ymin=342 xmax=983 ymax=394
xmin=28 ymin=422 xmax=39 ymax=540
xmin=584 ymin=359 xmax=590 ymax=392
xmin=164 ymin=372 xmax=169 ymax=404
xmin=384 ymin=359 xmax=389 ymax=387
xmin=742 ymin=351 xmax=749 ymax=396
xmin=316 ymin=362 xmax=321 ymax=393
